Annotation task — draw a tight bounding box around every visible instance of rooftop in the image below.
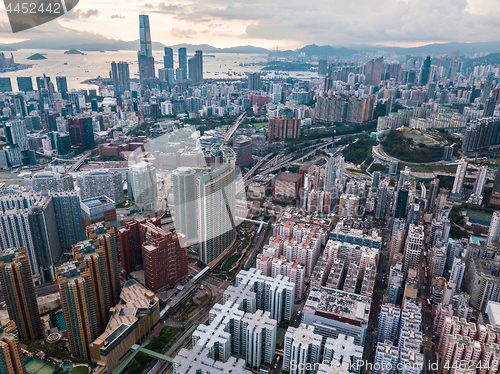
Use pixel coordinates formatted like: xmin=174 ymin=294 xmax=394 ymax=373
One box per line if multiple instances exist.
xmin=303 ymin=286 xmax=371 ymax=327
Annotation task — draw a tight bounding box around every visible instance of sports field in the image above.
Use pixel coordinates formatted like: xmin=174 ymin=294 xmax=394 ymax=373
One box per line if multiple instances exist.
xmin=26 ymin=358 xmax=57 ymax=374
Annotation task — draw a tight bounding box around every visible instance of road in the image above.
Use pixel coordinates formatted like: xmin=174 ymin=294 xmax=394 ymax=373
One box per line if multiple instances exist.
xmin=362 ymin=225 xmax=390 ymax=372
xmin=372 ymin=144 xmax=457 ymax=166
xmin=419 ymin=251 xmax=436 ymax=374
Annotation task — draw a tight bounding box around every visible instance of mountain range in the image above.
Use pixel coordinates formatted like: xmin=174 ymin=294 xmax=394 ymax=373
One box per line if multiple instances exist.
xmin=1 ymin=34 xmax=500 ymax=57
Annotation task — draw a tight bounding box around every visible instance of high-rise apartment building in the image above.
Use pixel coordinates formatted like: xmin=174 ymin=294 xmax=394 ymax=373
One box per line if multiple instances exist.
xmin=364 ymin=57 xmax=383 ymax=86
xmin=248 ymin=72 xmax=261 ymax=91
xmin=0 ymin=247 xmax=44 ymax=341
xmin=26 ymin=172 xmax=74 ymax=192
xmin=141 ymin=223 xmax=188 ymax=291
xmin=197 ymin=145 xmax=236 ymax=265
xmin=188 ymin=50 xmax=203 ymax=84
xmin=76 ymin=169 xmax=125 ymax=205
xmin=452 ymin=158 xmax=468 ymax=195
xmin=172 ymin=167 xmax=198 ymax=245
xmin=283 ymin=324 xmax=321 ymax=374
xmin=127 ymin=162 xmax=157 ymax=211
xmin=52 ymin=192 xmax=86 ymax=248
xmin=71 ymin=240 xmax=111 ymax=332
xmin=57 ymin=261 xmax=99 ymax=359
xmin=268 ymin=117 xmax=301 ymax=140
xmin=487 ymin=211 xmax=500 ymax=247
xmin=403 ymin=225 xmax=425 ymax=276
xmin=473 ymin=166 xmax=487 ymax=196
xmin=232 ymin=135 xmax=252 ymax=167
xmin=377 ymin=303 xmax=401 ymax=344
xmin=117 ymin=219 xmax=145 ymax=275
xmin=0 ymin=323 xmax=26 ymax=373
xmin=138 ymin=15 xmax=155 ymax=83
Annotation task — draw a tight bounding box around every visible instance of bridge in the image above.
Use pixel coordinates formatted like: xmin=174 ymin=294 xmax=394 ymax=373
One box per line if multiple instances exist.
xmin=224 ymin=112 xmax=247 ymax=143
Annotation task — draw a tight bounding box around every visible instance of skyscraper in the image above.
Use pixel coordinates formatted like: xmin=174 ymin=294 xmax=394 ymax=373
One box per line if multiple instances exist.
xmin=28 ymin=196 xmax=63 ymax=283
xmin=128 ymin=162 xmax=157 ymax=211
xmin=67 ymin=116 xmax=95 ymax=149
xmin=76 ymin=169 xmax=125 ymax=205
xmin=52 ymin=192 xmax=86 ymax=249
xmin=197 ymin=145 xmax=237 ymax=265
xmin=111 ymin=61 xmax=130 ymax=97
xmin=86 ymin=222 xmax=121 ymax=307
xmin=364 ymin=57 xmax=383 ymax=86
xmin=403 ymin=225 xmax=424 ymax=276
xmin=420 ymin=56 xmax=431 ymax=85
xmin=0 ymin=247 xmax=44 ymax=341
xmin=188 ymin=50 xmax=203 ymax=84
xmin=483 ymin=72 xmax=495 ymax=103
xmin=164 ymin=47 xmax=174 ymax=69
xmin=139 ymin=15 xmax=152 ymax=57
xmin=72 ymin=240 xmax=111 ymax=332
xmin=57 ymin=261 xmax=98 ymax=359
xmin=248 ymin=72 xmax=261 ymax=91
xmin=138 ymin=15 xmax=155 ymax=83
xmin=0 ymin=77 xmax=12 ymax=93
xmin=451 ymin=158 xmax=468 ymax=195
xmin=473 ymin=166 xmax=487 ymax=196
xmin=394 ymin=189 xmax=409 ymax=219
xmin=178 ymin=47 xmax=187 ymax=80
xmin=0 ymin=323 xmax=26 ymax=373
xmin=16 ymin=76 xmax=33 ymax=92
xmin=3 ymin=120 xmax=28 ymax=152
xmin=117 ymin=219 xmax=144 ymax=275
xmin=56 ymin=76 xmax=68 ymax=100
xmin=484 ymin=97 xmax=496 ymax=118
xmin=141 ymin=224 xmax=188 ymax=291
xmin=172 ymin=167 xmax=198 ymax=245
xmin=487 ymin=211 xmax=500 ymax=247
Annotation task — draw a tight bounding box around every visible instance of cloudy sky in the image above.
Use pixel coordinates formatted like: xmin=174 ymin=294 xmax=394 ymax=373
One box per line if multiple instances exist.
xmin=0 ymin=0 xmax=500 ymax=47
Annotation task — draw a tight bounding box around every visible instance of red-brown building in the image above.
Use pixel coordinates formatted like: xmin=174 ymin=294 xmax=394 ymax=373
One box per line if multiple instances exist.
xmin=141 ymin=222 xmax=188 ymax=292
xmin=117 ymin=217 xmax=161 ymax=276
xmin=268 ymin=116 xmax=301 ymax=140
xmin=117 ymin=217 xmax=188 ymax=291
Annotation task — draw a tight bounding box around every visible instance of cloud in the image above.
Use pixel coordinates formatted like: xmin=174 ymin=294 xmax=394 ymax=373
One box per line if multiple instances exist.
xmin=62 ymin=9 xmax=99 ymax=20
xmin=170 ymin=27 xmax=197 ymax=38
xmin=1 ymin=0 xmax=500 ymax=47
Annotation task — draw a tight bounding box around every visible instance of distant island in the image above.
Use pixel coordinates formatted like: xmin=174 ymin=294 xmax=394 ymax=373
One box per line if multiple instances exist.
xmin=27 ymin=53 xmax=46 ymax=60
xmin=64 ymin=49 xmax=85 ymax=55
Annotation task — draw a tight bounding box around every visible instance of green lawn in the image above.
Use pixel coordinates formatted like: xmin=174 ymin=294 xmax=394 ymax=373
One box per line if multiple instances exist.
xmin=71 ymin=367 xmax=89 ymax=374
xmin=252 ymin=122 xmax=268 ymax=129
xmin=224 ymin=253 xmax=240 ymax=271
xmin=399 ymin=163 xmax=457 ymax=174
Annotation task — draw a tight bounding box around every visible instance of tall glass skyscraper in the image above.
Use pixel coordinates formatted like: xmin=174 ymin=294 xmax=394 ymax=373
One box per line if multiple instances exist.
xmin=172 ymin=167 xmax=198 ymax=245
xmin=197 ymin=145 xmax=237 ymax=265
xmin=138 ymin=15 xmax=155 ymax=83
xmin=139 ymin=14 xmax=152 ymax=58
xmin=178 ymin=47 xmax=187 ymax=80
xmin=164 ymin=47 xmax=174 ymax=69
xmin=188 ymin=50 xmax=203 ymax=84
